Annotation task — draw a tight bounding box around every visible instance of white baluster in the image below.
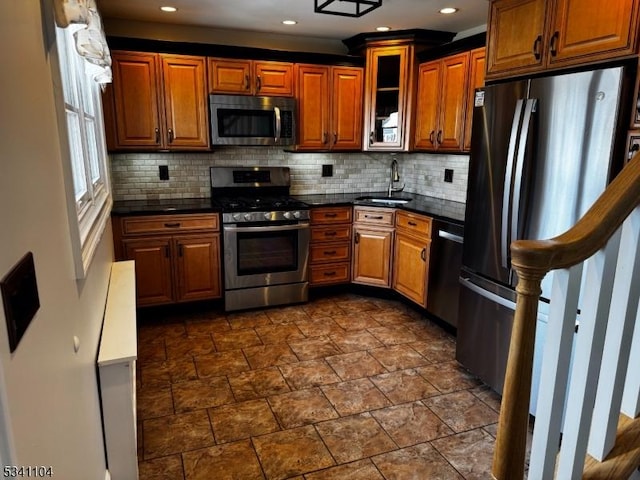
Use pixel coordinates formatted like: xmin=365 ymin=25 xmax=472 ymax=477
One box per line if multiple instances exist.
xmin=528 ymin=265 xmax=582 ymax=480
xmin=556 ymin=230 xmax=621 ymax=479
xmin=589 ymin=207 xmax=640 ymax=460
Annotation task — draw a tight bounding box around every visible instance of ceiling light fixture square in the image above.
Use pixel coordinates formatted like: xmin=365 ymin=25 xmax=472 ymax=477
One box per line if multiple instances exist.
xmin=314 ymin=0 xmax=382 ymax=17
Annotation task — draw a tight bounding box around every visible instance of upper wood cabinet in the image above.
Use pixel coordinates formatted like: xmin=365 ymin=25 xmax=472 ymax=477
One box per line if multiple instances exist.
xmin=107 ymin=51 xmax=209 ymax=151
xmin=208 ymin=58 xmax=294 ymax=96
xmin=363 ymin=45 xmax=416 ymax=151
xmin=486 ymin=0 xmax=640 ymax=80
xmin=464 ymin=48 xmax=486 ymax=151
xmin=295 ymin=64 xmax=363 ymax=151
xmin=414 ymin=52 xmax=469 ymax=152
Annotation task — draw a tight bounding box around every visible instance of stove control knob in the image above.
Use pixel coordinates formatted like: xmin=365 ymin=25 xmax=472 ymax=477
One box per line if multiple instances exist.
xmin=233 ymin=213 xmax=242 ymax=222
xmin=283 ymin=211 xmax=292 ymax=220
xmin=293 ymin=211 xmax=301 ymax=219
xmin=244 ymin=213 xmax=252 ymax=222
xmin=264 ymin=212 xmax=273 ymax=220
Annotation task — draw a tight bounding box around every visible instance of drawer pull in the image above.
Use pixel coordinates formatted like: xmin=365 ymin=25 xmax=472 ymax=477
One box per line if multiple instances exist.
xmin=323 ymin=250 xmax=337 ymax=255
xmin=324 ymin=213 xmax=337 ymax=218
xmin=365 ymin=215 xmax=384 ymax=220
xmin=164 ymin=222 xmax=181 ymax=228
xmin=324 ymin=231 xmax=337 ymax=237
xmin=408 ymin=221 xmax=418 ymax=226
xmin=324 ymin=271 xmax=337 ymax=276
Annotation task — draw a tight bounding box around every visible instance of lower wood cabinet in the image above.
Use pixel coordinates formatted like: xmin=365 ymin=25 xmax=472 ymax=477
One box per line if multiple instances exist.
xmin=352 ymin=207 xmax=394 ymax=287
xmin=309 ymin=206 xmax=352 ymax=286
xmin=113 ymin=214 xmax=222 ymax=306
xmin=392 ymin=211 xmax=433 ymax=307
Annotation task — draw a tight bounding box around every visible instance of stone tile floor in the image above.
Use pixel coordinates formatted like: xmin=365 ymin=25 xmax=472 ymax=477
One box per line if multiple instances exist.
xmin=136 ymin=293 xmax=505 ymax=480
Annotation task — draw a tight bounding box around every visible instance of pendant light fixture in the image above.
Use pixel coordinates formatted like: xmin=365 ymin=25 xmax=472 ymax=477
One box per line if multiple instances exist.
xmin=314 ymin=0 xmax=382 ymax=17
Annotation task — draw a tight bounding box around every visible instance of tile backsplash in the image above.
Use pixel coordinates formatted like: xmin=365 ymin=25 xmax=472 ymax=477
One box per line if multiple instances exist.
xmin=110 ymin=147 xmax=469 ymax=204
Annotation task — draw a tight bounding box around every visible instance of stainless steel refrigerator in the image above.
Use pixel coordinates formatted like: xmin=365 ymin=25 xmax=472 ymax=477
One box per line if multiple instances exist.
xmin=455 ymin=65 xmax=632 ymax=405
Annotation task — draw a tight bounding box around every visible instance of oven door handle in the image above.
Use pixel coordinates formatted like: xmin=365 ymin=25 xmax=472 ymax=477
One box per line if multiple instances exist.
xmin=224 ymin=223 xmax=309 ymax=233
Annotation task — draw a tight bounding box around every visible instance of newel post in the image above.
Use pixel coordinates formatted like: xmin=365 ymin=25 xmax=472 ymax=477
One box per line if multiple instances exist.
xmin=492 ymin=266 xmax=546 ymax=480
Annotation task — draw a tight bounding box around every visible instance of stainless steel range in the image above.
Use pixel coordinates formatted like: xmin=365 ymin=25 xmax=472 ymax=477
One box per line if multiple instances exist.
xmin=210 ymin=166 xmax=310 ymax=311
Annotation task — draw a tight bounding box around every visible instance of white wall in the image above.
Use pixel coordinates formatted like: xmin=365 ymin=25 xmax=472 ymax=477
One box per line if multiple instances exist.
xmin=0 ymin=1 xmax=113 ymax=478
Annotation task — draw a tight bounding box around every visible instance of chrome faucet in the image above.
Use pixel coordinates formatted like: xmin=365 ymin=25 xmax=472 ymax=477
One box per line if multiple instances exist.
xmin=388 ymin=158 xmax=405 ymax=197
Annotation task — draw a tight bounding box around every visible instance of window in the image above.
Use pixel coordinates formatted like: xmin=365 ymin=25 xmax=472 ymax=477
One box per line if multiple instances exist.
xmin=55 ymin=23 xmax=112 ymax=278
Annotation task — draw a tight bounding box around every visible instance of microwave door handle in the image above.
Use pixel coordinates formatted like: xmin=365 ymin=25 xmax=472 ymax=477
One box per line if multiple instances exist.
xmin=511 ymin=98 xmax=537 ymax=253
xmin=501 ymin=98 xmax=525 ymax=270
xmin=274 ymin=106 xmax=281 ymax=144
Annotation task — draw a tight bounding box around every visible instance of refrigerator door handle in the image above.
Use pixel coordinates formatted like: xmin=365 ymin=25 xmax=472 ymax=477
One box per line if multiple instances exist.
xmin=501 ymin=99 xmax=525 ymax=269
xmin=511 ymin=98 xmax=538 ymax=251
xmin=459 ymin=276 xmax=517 ymax=311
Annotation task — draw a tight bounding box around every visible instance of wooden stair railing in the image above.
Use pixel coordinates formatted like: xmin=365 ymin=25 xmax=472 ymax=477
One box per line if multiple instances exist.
xmin=492 ymin=151 xmax=640 ymax=480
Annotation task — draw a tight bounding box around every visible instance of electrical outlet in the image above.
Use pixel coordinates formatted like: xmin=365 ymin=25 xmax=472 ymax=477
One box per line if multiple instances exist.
xmin=322 ymin=164 xmax=333 ymax=177
xmin=444 ymin=168 xmax=454 ymax=183
xmin=159 ymin=165 xmax=169 ymax=181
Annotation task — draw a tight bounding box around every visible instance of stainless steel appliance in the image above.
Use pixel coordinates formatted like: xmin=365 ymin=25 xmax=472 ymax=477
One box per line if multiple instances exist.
xmin=210 ymin=166 xmax=310 ymax=311
xmin=209 ymin=94 xmax=296 ymax=146
xmin=456 ymin=65 xmax=632 ymax=399
xmin=427 ymin=220 xmax=464 ymax=328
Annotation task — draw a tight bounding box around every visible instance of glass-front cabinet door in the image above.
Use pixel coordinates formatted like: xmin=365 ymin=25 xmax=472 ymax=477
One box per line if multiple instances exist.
xmin=364 ymin=46 xmax=411 ymax=151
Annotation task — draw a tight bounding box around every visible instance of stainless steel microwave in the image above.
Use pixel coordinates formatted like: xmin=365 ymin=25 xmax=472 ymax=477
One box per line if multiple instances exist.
xmin=209 ymin=94 xmax=297 ymax=146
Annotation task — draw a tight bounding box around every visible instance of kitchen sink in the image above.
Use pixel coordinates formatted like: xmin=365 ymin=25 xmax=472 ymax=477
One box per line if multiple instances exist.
xmin=356 ymin=196 xmax=412 ymax=205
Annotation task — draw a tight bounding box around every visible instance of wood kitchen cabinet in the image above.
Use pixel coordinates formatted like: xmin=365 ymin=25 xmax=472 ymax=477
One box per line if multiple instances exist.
xmin=414 ymin=52 xmax=469 ymax=152
xmin=309 ymin=206 xmax=352 ymax=286
xmin=463 ymin=48 xmax=486 ymax=151
xmin=363 ymin=45 xmax=416 ymax=151
xmin=392 ymin=211 xmax=432 ymax=307
xmin=295 ymin=64 xmax=363 ymax=151
xmin=107 ymin=51 xmax=209 ymax=151
xmin=113 ymin=214 xmax=221 ymax=306
xmin=208 ymin=58 xmax=294 ymax=96
xmin=486 ymin=0 xmax=640 ymax=80
xmin=352 ymin=207 xmax=394 ymax=287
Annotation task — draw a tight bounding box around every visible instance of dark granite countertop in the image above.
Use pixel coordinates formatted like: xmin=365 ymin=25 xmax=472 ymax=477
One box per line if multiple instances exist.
xmin=112 ymin=193 xmax=465 ymax=224
xmin=293 ymin=192 xmax=466 ymax=224
xmin=111 ymin=198 xmax=219 ymax=216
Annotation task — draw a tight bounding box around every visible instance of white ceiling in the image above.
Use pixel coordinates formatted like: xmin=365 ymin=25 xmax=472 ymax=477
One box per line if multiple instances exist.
xmin=96 ymin=0 xmax=489 ymax=42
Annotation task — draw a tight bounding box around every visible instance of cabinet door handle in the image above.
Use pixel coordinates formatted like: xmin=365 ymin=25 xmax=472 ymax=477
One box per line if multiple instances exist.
xmin=256 ymin=75 xmax=262 ymax=92
xmin=324 ymin=250 xmax=337 ymax=255
xmin=164 ymin=222 xmax=181 ymax=228
xmin=155 ymin=127 xmax=160 ymax=144
xmin=532 ymin=35 xmax=542 ymax=60
xmin=429 ymin=130 xmax=435 ymax=145
xmin=178 ymin=244 xmax=183 ymax=257
xmin=549 ymin=31 xmax=559 ymax=57
xmin=322 ymin=132 xmax=328 ymax=144
xmin=437 ymin=130 xmax=442 ymax=145
xmin=408 ymin=221 xmax=417 ymax=227
xmin=244 ymin=74 xmax=250 ymax=91
xmin=369 ymin=131 xmax=375 ymax=145
xmin=167 ymin=128 xmax=174 ymax=143
xmin=421 ymin=247 xmax=427 ymax=262
xmin=333 ymin=132 xmax=338 ymax=144
xmin=164 ymin=245 xmax=170 ymax=258
xmin=355 ymin=232 xmax=360 ymax=244
xmin=365 ymin=215 xmax=384 ymax=220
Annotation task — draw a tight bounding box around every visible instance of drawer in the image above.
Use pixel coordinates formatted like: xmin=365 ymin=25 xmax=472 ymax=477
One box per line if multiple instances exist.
xmin=310 ymin=206 xmax=352 ymax=224
xmin=310 ymin=262 xmax=350 ymax=286
xmin=310 ymin=242 xmax=350 ymax=264
xmin=311 ymin=225 xmax=352 ymax=243
xmin=396 ymin=211 xmax=432 ymax=237
xmin=354 ymin=207 xmax=394 ymax=226
xmin=121 ymin=214 xmax=219 ymax=235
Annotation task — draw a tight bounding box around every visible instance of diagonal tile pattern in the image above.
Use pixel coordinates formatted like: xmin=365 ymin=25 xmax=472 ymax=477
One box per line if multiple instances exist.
xmin=136 ymin=293 xmax=504 ymax=479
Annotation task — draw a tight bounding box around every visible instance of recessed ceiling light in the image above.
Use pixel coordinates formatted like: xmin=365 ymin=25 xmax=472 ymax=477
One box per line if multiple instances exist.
xmin=439 ymin=7 xmax=458 ymax=14
xmin=376 ymin=26 xmax=391 ymax=32
xmin=282 ymin=20 xmax=297 ymax=25
xmin=160 ymin=6 xmax=177 ymax=12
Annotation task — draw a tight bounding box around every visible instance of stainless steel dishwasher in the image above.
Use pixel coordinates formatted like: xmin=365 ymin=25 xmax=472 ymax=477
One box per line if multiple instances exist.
xmin=427 ymin=220 xmax=464 ymax=328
